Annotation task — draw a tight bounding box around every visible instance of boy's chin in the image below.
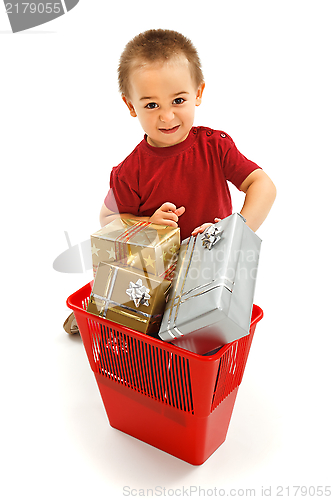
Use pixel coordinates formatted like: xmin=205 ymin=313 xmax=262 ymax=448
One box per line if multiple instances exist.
xmin=148 ymin=130 xmax=190 ymax=148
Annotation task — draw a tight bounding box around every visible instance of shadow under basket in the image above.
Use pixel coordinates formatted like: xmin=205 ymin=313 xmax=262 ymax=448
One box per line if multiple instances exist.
xmin=67 ymin=281 xmax=263 ymax=466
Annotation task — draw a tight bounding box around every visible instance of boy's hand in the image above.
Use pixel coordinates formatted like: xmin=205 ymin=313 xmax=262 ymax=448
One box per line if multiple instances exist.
xmin=191 ymin=218 xmax=221 ymax=236
xmin=149 ymin=202 xmax=185 ymax=227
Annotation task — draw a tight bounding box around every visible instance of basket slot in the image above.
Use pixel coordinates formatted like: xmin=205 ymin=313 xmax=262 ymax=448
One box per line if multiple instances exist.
xmin=95 ymin=325 xmax=194 ymax=414
xmin=139 ymin=341 xmax=150 ymax=395
xmin=158 ymin=349 xmax=169 ymax=403
xmin=82 ymin=296 xmax=90 ymax=310
xmin=171 ymin=356 xmax=186 ymax=412
xmin=177 ymin=356 xmax=193 ymax=413
xmin=120 ymin=335 xmax=135 ymax=387
xmin=100 ymin=325 xmax=113 ymax=378
xmin=87 ymin=317 xmax=104 ymax=368
xmin=211 ymin=334 xmax=251 ymax=411
xmin=131 ymin=338 xmax=146 ymax=393
xmin=149 ymin=344 xmax=163 ymax=401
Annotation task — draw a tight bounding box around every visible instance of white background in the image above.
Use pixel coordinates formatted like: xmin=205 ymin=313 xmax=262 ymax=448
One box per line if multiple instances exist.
xmin=1 ymin=1 xmax=332 ymax=498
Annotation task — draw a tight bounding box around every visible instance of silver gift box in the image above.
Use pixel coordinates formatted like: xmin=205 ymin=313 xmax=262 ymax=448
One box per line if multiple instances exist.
xmin=158 ymin=213 xmax=262 ymax=354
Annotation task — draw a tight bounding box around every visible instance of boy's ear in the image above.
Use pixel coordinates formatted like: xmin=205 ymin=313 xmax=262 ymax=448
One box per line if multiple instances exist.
xmin=122 ymin=94 xmax=137 ymax=117
xmin=195 ymin=82 xmax=205 ymax=106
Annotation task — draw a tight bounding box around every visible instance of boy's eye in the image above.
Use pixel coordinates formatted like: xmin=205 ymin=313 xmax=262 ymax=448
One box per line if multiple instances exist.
xmin=173 ymin=97 xmax=185 ymax=105
xmin=145 ymin=102 xmax=158 ymax=109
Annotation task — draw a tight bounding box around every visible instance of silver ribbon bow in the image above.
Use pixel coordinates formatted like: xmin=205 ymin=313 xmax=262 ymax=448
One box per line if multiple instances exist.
xmin=126 ymin=279 xmax=151 ymax=307
xmin=201 ymin=225 xmax=223 ymax=250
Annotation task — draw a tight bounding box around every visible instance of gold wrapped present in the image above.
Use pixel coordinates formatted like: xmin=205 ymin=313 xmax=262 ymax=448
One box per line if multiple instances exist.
xmin=87 ymin=262 xmax=172 ymax=336
xmin=91 ymin=218 xmax=180 ymax=279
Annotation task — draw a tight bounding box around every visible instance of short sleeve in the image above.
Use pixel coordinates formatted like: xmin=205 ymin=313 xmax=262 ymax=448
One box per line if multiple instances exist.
xmin=104 ymin=164 xmax=141 ymax=215
xmin=220 ymin=133 xmax=261 ymax=190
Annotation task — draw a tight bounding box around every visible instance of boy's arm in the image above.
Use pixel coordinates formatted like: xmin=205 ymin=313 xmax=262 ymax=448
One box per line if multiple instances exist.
xmin=238 ymin=169 xmax=276 ymax=232
xmin=100 ymin=202 xmax=185 ymax=227
xmin=99 ymin=203 xmax=149 ymax=227
xmin=192 ymin=169 xmax=276 ymax=235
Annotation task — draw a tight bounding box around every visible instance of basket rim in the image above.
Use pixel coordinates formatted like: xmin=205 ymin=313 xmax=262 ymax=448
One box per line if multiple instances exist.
xmin=66 ymin=281 xmax=263 ymax=361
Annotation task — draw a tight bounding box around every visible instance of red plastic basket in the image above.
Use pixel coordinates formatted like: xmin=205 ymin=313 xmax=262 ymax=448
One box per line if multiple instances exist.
xmin=67 ymin=281 xmax=263 ymax=465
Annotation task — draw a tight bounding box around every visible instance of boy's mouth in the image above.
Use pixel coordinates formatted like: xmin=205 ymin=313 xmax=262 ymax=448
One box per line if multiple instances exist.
xmin=159 ymin=125 xmax=180 ymax=134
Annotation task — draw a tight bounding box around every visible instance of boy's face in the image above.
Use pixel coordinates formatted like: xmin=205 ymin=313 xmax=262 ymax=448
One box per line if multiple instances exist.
xmin=122 ymin=56 xmax=205 ymax=148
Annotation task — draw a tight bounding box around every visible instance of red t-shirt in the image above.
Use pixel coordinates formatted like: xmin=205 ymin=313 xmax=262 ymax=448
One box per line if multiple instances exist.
xmin=104 ymin=126 xmax=261 ymax=240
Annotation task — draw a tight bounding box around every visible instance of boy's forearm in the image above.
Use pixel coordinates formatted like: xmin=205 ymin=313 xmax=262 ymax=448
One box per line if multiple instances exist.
xmin=240 ymin=174 xmax=276 ymax=232
xmin=100 ymin=211 xmax=149 ymax=227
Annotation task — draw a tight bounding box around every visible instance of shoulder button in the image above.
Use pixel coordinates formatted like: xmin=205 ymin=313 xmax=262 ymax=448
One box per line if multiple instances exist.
xmin=221 ymin=133 xmax=226 ymax=138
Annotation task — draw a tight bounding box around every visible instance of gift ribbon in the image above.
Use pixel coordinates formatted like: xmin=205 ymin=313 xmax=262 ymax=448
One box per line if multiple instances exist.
xmin=159 ymin=262 xmax=177 ymax=281
xmin=201 ymin=225 xmax=223 ymax=250
xmin=91 ymin=266 xmax=152 ymax=322
xmin=91 ymin=292 xmax=153 ymax=322
xmin=165 ymin=278 xmax=234 ymax=339
xmin=126 ymin=279 xmax=151 ymax=307
xmin=117 ymin=220 xmax=151 ymax=243
xmin=115 ymin=221 xmax=151 ymax=262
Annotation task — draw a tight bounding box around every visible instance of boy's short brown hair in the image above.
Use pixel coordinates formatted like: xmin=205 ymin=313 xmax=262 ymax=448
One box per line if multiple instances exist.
xmin=118 ymin=29 xmax=204 ymax=98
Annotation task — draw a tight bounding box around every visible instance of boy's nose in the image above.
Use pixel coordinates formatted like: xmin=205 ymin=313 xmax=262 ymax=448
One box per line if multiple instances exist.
xmin=159 ymin=109 xmax=175 ymax=123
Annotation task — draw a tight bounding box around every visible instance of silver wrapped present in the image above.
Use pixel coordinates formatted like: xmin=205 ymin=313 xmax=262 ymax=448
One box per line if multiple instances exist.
xmin=158 ymin=213 xmax=262 ymax=354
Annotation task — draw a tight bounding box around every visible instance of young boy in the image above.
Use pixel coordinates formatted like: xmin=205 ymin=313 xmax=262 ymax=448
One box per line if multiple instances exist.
xmin=64 ymin=29 xmax=276 ymax=334
xmin=101 ymin=29 xmax=276 ymax=239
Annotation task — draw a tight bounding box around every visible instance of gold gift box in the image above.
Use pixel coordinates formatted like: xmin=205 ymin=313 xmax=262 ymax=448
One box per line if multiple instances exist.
xmin=87 ymin=262 xmax=172 ymax=336
xmin=91 ymin=219 xmax=180 ymax=280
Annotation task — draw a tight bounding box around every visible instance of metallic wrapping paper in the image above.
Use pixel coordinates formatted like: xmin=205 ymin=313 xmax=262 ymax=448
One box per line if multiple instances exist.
xmin=91 ymin=219 xmax=180 ymax=280
xmin=158 ymin=213 xmax=262 ymax=354
xmin=87 ymin=262 xmax=171 ymax=336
